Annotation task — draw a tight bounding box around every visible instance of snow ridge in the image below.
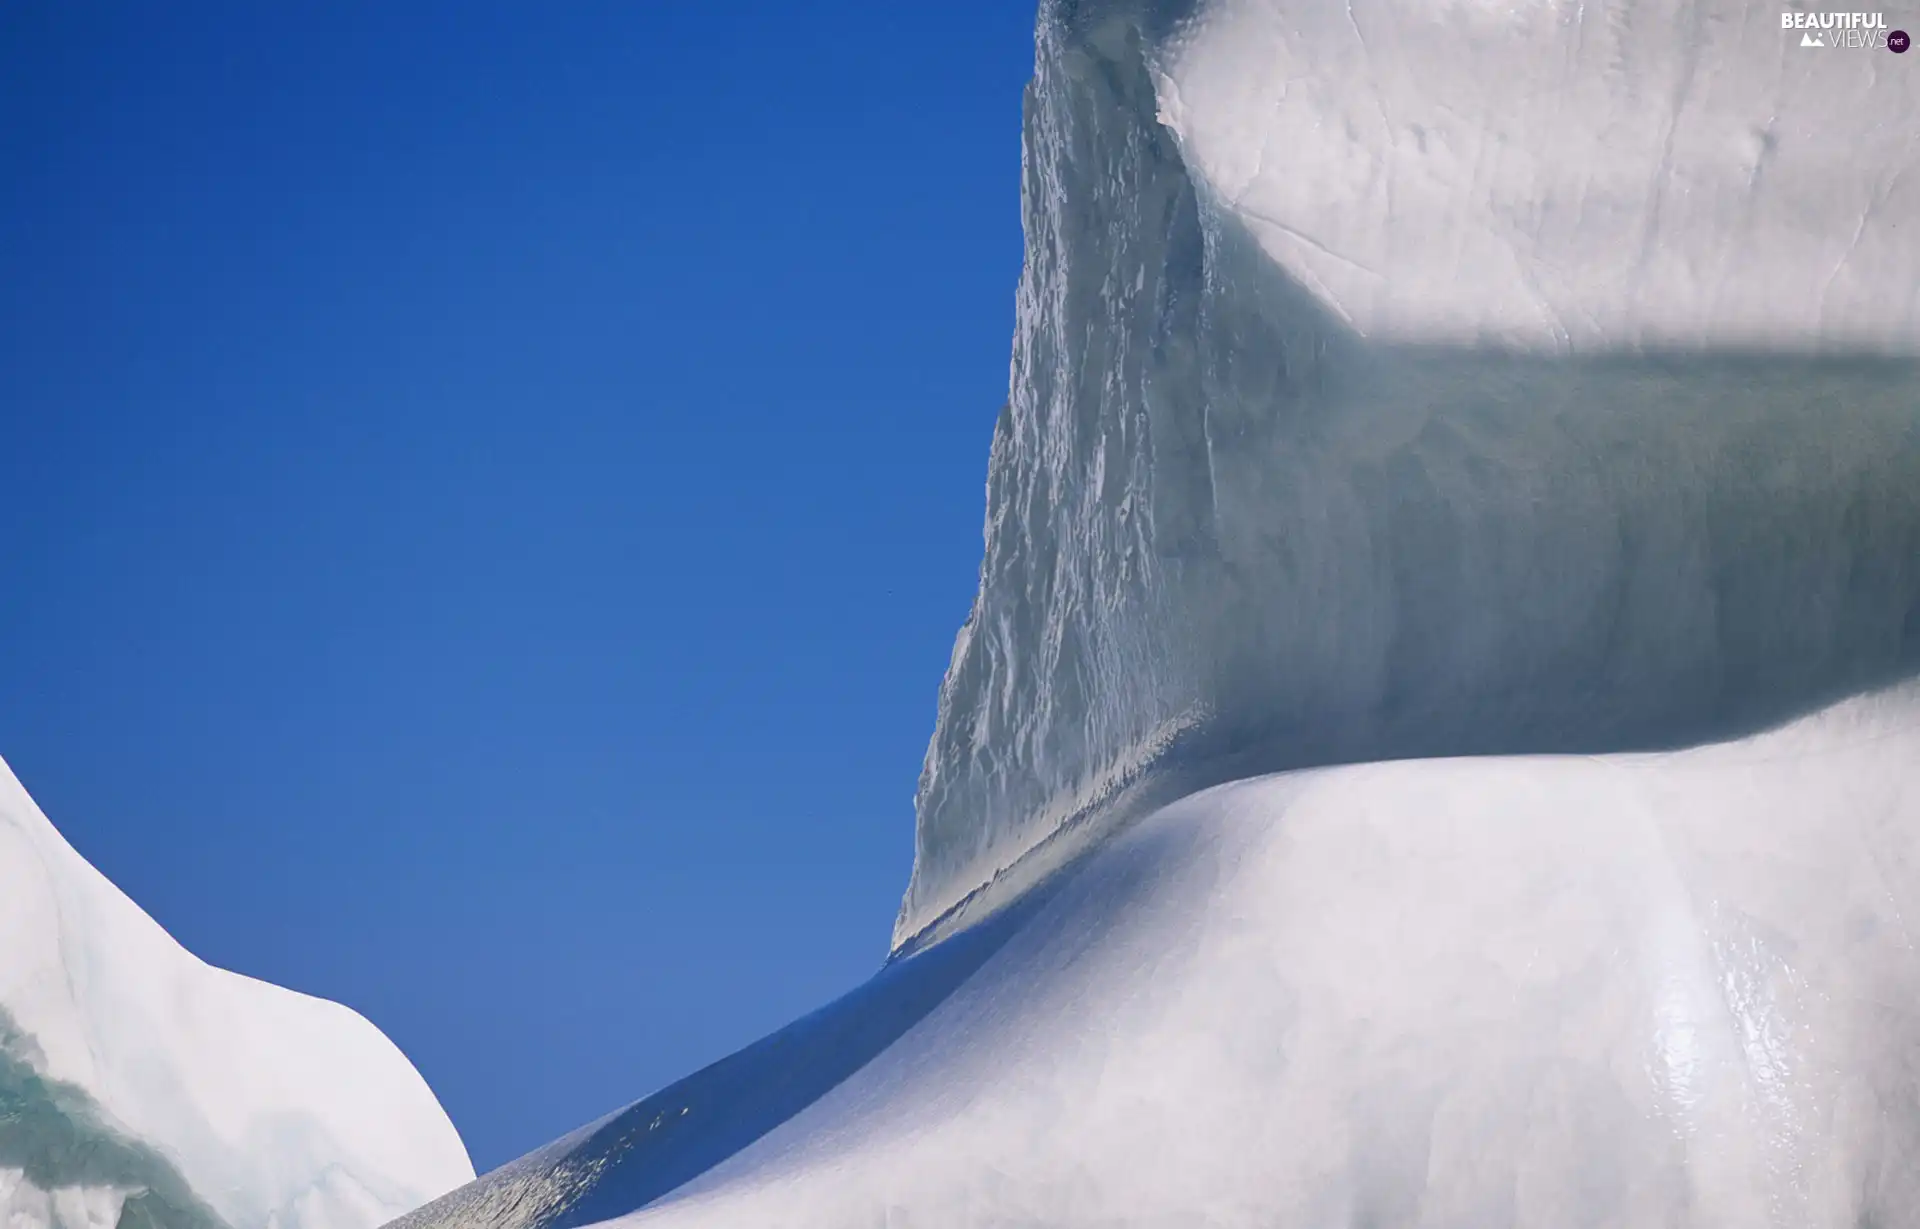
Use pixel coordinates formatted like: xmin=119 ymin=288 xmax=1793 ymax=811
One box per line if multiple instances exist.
xmin=641 ymin=682 xmax=1920 ymax=1227
xmin=0 ymin=758 xmax=474 ymax=1229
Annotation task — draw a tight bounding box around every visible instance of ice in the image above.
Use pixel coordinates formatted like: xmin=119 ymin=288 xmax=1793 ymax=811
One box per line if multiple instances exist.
xmin=367 ymin=2 xmax=1920 ymax=1223
xmin=0 ymin=757 xmax=474 ymax=1229
xmin=899 ymin=0 xmax=1920 ymax=946
xmin=1156 ymin=0 xmax=1920 ymax=352
xmin=630 ymin=682 xmax=1920 ymax=1227
xmin=0 ymin=1172 xmax=131 ymax=1229
xmin=381 ymin=895 xmax=1043 ymax=1229
xmin=389 ymin=685 xmax=1920 ymax=1228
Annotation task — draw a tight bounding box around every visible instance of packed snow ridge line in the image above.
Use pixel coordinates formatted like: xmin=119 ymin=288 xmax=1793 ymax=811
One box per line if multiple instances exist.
xmin=0 ymin=757 xmax=474 ymax=1229
xmin=897 ymin=0 xmax=1920 ymax=947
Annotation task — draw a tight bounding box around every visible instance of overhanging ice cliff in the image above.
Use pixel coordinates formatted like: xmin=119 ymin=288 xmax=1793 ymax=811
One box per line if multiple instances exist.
xmin=898 ymin=0 xmax=1920 ymax=947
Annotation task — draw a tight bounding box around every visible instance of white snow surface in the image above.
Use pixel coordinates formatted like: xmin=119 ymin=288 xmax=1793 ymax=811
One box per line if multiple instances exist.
xmin=0 ymin=756 xmax=474 ymax=1229
xmin=1155 ymin=0 xmax=1920 ymax=352
xmin=634 ymin=683 xmax=1920 ymax=1227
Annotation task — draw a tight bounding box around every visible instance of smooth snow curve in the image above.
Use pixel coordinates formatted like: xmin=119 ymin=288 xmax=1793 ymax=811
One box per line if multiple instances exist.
xmin=898 ymin=0 xmax=1920 ymax=947
xmin=1156 ymin=0 xmax=1920 ymax=352
xmin=0 ymin=756 xmax=474 ymax=1229
xmin=379 ymin=894 xmax=1046 ymax=1229
xmin=371 ymin=3 xmax=1920 ymax=1222
xmin=631 ymin=682 xmax=1920 ymax=1228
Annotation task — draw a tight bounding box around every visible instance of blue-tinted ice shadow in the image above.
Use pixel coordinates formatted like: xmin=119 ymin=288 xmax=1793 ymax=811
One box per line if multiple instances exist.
xmin=385 ymin=882 xmax=1056 ymax=1229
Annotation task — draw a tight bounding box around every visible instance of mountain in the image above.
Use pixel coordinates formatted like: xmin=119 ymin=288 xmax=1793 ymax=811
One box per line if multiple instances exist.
xmin=394 ymin=0 xmax=1920 ymax=1223
xmin=0 ymin=757 xmax=473 ymax=1229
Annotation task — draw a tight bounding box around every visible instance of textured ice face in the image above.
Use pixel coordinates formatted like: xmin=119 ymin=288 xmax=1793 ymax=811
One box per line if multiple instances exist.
xmin=1157 ymin=0 xmax=1920 ymax=352
xmin=897 ymin=0 xmax=1920 ymax=947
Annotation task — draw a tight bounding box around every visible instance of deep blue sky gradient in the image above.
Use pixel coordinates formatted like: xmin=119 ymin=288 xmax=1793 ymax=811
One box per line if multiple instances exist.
xmin=0 ymin=1 xmax=1034 ymax=1172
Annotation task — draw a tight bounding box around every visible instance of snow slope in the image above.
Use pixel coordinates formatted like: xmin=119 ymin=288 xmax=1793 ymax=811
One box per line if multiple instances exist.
xmin=0 ymin=756 xmax=474 ymax=1229
xmin=377 ymin=2 xmax=1920 ymax=1223
xmin=384 ymin=683 xmax=1920 ymax=1229
xmin=899 ymin=0 xmax=1920 ymax=946
xmin=630 ymin=682 xmax=1920 ymax=1227
xmin=381 ymin=891 xmax=1046 ymax=1229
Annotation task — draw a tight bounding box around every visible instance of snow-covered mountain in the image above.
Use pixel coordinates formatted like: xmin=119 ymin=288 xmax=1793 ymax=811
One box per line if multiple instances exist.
xmin=0 ymin=757 xmax=474 ymax=1229
xmin=399 ymin=0 xmax=1920 ymax=1223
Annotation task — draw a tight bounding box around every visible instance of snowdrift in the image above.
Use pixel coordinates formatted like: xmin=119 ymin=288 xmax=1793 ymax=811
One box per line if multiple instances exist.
xmin=405 ymin=684 xmax=1920 ymax=1228
xmin=0 ymin=758 xmax=474 ymax=1229
xmin=632 ymin=685 xmax=1920 ymax=1226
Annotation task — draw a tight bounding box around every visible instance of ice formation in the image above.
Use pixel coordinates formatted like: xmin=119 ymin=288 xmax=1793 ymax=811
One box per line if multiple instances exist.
xmin=383 ymin=0 xmax=1920 ymax=1224
xmin=382 ymin=895 xmax=1042 ymax=1229
xmin=391 ymin=685 xmax=1920 ymax=1228
xmin=630 ymin=683 xmax=1920 ymax=1227
xmin=899 ymin=0 xmax=1920 ymax=945
xmin=0 ymin=757 xmax=474 ymax=1229
xmin=1157 ymin=0 xmax=1920 ymax=351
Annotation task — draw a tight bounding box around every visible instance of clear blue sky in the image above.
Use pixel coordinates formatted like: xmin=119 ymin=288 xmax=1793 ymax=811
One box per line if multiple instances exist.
xmin=0 ymin=1 xmax=1034 ymax=1173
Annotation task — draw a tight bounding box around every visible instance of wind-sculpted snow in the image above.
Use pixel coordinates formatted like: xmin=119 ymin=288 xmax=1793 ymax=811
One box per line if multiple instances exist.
xmin=897 ymin=0 xmax=1920 ymax=946
xmin=0 ymin=759 xmax=474 ymax=1229
xmin=630 ymin=683 xmax=1920 ymax=1228
xmin=387 ymin=685 xmax=1920 ymax=1227
xmin=381 ymin=891 xmax=1046 ymax=1229
xmin=372 ymin=5 xmax=1920 ymax=1222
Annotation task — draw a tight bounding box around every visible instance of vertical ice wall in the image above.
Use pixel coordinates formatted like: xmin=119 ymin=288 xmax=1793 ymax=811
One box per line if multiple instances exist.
xmin=897 ymin=0 xmax=1920 ymax=947
xmin=902 ymin=0 xmax=1214 ymax=946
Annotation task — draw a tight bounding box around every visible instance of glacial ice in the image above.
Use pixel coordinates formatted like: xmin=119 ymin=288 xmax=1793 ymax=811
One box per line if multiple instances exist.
xmin=379 ymin=2 xmax=1920 ymax=1223
xmin=629 ymin=682 xmax=1920 ymax=1227
xmin=898 ymin=0 xmax=1920 ymax=946
xmin=387 ymin=688 xmax=1920 ymax=1229
xmin=0 ymin=757 xmax=474 ymax=1229
xmin=1156 ymin=0 xmax=1920 ymax=352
